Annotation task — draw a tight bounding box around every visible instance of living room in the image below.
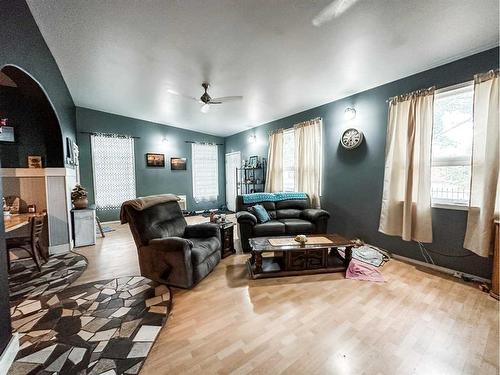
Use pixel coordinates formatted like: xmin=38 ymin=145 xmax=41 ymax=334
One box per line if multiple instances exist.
xmin=0 ymin=0 xmax=499 ymax=374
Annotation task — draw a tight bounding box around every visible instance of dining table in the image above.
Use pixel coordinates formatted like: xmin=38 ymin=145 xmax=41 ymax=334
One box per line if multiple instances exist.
xmin=3 ymin=213 xmax=37 ymax=233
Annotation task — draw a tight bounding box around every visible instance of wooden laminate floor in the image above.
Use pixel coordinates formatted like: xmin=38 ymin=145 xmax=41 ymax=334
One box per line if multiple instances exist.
xmin=74 ymin=218 xmax=499 ymax=375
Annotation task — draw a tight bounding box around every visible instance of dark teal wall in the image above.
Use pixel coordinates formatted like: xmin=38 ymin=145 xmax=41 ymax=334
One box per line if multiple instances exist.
xmin=225 ymin=47 xmax=499 ymax=279
xmin=76 ymin=107 xmax=226 ymax=221
xmin=0 ymin=0 xmax=76 ymax=162
xmin=0 ymin=0 xmax=77 ymax=355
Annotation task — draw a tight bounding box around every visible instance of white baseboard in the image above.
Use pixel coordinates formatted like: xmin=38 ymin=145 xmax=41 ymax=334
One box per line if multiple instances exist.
xmin=101 ymin=220 xmax=120 ymax=224
xmin=49 ymin=243 xmax=71 ymax=255
xmin=0 ymin=333 xmax=19 ymax=375
xmin=389 ymin=253 xmax=491 ymax=283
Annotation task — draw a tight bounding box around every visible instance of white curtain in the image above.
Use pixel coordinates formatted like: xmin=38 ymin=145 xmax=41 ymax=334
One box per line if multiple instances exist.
xmin=192 ymin=143 xmax=219 ymax=202
xmin=294 ymin=118 xmax=323 ymax=208
xmin=464 ymin=71 xmax=499 ymax=257
xmin=265 ymin=130 xmax=283 ymax=192
xmin=379 ymin=88 xmax=434 ymax=242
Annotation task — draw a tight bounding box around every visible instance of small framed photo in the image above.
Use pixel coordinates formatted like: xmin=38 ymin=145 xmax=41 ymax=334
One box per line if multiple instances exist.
xmin=146 ymin=153 xmax=165 ymax=167
xmin=28 ymin=156 xmax=42 ymax=168
xmin=0 ymin=124 xmax=15 ymax=143
xmin=248 ymin=155 xmax=258 ymax=168
xmin=171 ymin=157 xmax=187 ymax=170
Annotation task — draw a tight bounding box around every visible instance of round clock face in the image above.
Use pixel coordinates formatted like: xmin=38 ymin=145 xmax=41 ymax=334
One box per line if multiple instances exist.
xmin=341 ymin=128 xmax=363 ymax=149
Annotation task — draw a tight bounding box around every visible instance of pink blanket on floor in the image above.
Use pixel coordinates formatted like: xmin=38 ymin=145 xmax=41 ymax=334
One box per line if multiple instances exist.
xmin=346 ymin=259 xmax=385 ymax=282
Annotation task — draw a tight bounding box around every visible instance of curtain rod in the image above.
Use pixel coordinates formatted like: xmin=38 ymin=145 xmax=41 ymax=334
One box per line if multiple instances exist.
xmin=386 ymin=86 xmax=435 ymax=104
xmin=79 ymin=131 xmax=140 ymax=139
xmin=185 ymin=140 xmax=223 ymax=146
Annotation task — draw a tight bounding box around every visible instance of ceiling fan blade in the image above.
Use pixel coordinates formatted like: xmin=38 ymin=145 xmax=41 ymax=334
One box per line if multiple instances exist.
xmin=200 ymin=103 xmax=210 ymax=113
xmin=167 ymin=88 xmax=199 ymax=102
xmin=210 ymin=96 xmax=243 ymax=103
xmin=312 ymin=0 xmax=359 ymax=27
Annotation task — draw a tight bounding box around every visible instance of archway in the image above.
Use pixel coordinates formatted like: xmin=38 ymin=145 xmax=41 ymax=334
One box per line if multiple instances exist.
xmin=0 ymin=65 xmax=64 ymax=167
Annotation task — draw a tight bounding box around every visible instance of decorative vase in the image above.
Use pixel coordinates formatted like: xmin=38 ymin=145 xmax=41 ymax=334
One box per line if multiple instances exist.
xmin=73 ymin=197 xmax=88 ymax=209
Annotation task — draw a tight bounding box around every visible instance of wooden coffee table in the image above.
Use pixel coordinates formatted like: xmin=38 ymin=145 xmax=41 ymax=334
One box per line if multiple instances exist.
xmin=247 ymin=234 xmax=354 ymax=279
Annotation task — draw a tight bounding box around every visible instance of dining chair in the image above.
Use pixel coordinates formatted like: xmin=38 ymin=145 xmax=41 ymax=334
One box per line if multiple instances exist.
xmin=6 ymin=215 xmax=45 ymax=271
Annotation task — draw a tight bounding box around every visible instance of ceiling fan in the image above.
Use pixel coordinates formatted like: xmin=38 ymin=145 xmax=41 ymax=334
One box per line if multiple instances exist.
xmin=312 ymin=0 xmax=361 ymax=27
xmin=168 ymin=83 xmax=243 ymax=113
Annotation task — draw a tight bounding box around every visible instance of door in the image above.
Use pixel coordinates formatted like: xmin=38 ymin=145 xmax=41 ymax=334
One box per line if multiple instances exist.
xmin=225 ymin=151 xmax=241 ymax=212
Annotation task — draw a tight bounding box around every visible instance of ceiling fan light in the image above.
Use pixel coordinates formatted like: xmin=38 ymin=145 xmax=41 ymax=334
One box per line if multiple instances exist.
xmin=201 ymin=103 xmax=210 ymax=113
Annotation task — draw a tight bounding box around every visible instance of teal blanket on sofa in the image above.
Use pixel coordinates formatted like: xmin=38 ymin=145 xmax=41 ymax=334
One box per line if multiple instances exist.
xmin=242 ymin=192 xmax=307 ymax=204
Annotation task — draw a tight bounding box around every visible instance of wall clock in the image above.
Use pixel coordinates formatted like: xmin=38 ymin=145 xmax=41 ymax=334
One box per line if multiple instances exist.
xmin=341 ymin=128 xmax=364 ymax=149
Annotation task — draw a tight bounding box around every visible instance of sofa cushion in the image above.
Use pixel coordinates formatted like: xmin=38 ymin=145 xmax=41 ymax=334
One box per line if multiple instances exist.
xmin=253 ymin=220 xmax=286 ymax=236
xmin=190 ymin=237 xmax=220 ymax=265
xmin=278 ymin=218 xmax=315 ymax=234
xmin=276 ymin=209 xmax=302 ymax=219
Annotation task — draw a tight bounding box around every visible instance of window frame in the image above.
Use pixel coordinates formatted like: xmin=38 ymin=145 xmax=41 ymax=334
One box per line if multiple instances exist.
xmin=91 ymin=134 xmax=136 ymax=211
xmin=191 ymin=143 xmax=219 ymax=203
xmin=282 ymin=128 xmax=295 ymax=192
xmin=431 ymin=80 xmax=474 ymax=211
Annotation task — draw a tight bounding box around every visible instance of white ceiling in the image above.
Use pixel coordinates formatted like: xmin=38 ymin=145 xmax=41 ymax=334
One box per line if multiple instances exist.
xmin=27 ymin=0 xmax=499 ymax=137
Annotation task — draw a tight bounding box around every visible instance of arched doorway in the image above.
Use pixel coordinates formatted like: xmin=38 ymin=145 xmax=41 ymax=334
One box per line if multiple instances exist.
xmin=0 ymin=65 xmax=64 ymax=168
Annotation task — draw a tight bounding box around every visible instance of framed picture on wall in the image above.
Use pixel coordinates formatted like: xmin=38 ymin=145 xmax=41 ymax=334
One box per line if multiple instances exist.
xmin=170 ymin=157 xmax=187 ymax=170
xmin=28 ymin=155 xmax=42 ymax=168
xmin=248 ymin=155 xmax=259 ymax=168
xmin=0 ymin=123 xmax=15 ymax=143
xmin=146 ymin=153 xmax=165 ymax=167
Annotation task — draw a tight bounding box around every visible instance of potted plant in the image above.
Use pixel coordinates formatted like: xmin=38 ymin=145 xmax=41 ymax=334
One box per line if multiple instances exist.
xmin=71 ymin=184 xmax=88 ymax=209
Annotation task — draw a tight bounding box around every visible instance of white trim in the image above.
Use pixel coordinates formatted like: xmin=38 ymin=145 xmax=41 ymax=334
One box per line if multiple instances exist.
xmin=49 ymin=243 xmax=71 ymax=255
xmin=435 ymin=80 xmax=473 ymax=96
xmin=388 ymin=252 xmax=490 ymax=283
xmin=0 ymin=333 xmax=19 ymax=375
xmin=0 ymin=168 xmax=75 ymax=178
xmin=432 ymin=202 xmax=469 ymax=211
xmin=101 ymin=220 xmax=121 ymax=224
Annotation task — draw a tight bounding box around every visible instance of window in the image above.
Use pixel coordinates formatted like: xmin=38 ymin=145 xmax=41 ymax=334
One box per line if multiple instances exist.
xmin=431 ymin=83 xmax=473 ymax=207
xmin=192 ymin=143 xmax=219 ymax=202
xmin=282 ymin=129 xmax=295 ymax=191
xmin=91 ymin=134 xmax=136 ymax=210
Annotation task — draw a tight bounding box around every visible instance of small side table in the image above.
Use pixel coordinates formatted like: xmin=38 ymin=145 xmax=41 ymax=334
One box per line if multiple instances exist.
xmin=219 ymin=221 xmax=235 ymax=258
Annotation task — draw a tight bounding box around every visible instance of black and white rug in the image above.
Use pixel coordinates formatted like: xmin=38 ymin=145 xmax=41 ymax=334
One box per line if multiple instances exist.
xmin=9 ymin=252 xmax=88 ymax=303
xmin=9 ymin=276 xmax=171 ymax=375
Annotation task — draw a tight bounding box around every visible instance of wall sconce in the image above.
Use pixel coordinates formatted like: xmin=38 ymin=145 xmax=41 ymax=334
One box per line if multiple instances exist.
xmin=248 ymin=134 xmax=256 ymax=144
xmin=344 ymin=107 xmax=356 ymax=121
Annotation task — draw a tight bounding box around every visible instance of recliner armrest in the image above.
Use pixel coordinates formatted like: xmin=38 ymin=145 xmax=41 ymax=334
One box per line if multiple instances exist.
xmin=301 ymin=208 xmax=330 ymax=223
xmin=184 ymin=223 xmax=220 ymax=239
xmin=236 ymin=211 xmax=257 ymax=225
xmin=144 ymin=236 xmax=194 ymax=288
xmin=148 ymin=236 xmax=193 ymax=251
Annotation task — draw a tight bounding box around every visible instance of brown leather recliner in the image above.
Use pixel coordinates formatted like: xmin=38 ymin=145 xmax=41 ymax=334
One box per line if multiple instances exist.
xmin=121 ymin=197 xmax=221 ymax=289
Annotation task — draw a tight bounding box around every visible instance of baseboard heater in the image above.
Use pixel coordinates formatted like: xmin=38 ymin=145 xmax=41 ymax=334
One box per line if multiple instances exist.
xmin=376 ymin=246 xmax=491 ymax=284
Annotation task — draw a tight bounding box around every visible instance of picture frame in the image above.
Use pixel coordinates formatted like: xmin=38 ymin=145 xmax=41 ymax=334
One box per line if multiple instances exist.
xmin=170 ymin=157 xmax=187 ymax=170
xmin=146 ymin=153 xmax=165 ymax=167
xmin=28 ymin=155 xmax=42 ymax=168
xmin=0 ymin=125 xmax=15 ymax=143
xmin=248 ymin=155 xmax=258 ymax=168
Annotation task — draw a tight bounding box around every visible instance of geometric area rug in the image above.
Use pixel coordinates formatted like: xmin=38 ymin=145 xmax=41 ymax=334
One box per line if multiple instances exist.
xmin=8 ymin=276 xmax=171 ymax=375
xmin=9 ymin=252 xmax=88 ymax=304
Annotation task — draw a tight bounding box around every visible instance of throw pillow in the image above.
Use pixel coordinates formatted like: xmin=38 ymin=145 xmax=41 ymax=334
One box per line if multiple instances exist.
xmin=252 ymin=204 xmax=270 ymax=223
